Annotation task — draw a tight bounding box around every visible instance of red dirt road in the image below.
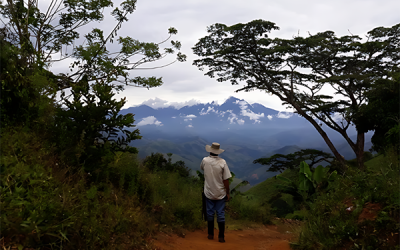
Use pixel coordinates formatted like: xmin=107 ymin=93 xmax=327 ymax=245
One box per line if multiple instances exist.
xmin=152 ymin=225 xmax=294 ymax=250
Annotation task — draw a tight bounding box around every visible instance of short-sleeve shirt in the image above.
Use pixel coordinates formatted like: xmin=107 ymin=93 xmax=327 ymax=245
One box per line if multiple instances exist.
xmin=200 ymin=155 xmax=232 ymax=200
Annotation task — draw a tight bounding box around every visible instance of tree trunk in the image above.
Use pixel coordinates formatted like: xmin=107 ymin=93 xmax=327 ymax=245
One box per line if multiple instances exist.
xmin=294 ymin=105 xmax=347 ymax=170
xmin=355 ymin=132 xmax=365 ymax=170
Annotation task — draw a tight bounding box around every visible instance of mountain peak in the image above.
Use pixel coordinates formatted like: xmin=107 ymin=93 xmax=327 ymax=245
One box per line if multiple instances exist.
xmin=223 ymin=96 xmax=241 ymax=104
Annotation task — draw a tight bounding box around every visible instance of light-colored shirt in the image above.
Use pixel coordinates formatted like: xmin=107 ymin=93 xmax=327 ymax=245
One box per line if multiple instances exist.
xmin=200 ymin=155 xmax=232 ymax=200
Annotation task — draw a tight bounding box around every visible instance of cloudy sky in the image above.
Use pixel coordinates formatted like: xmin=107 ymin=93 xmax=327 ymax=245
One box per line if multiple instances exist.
xmin=52 ymin=0 xmax=399 ymax=111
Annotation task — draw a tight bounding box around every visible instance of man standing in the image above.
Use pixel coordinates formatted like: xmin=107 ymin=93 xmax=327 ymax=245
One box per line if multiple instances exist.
xmin=200 ymin=142 xmax=232 ymax=243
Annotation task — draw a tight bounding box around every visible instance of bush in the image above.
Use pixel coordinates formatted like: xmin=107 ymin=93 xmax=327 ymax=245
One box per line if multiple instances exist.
xmin=0 ymin=128 xmax=204 ymax=249
xmin=145 ymin=170 xmax=203 ymax=229
xmin=292 ymin=150 xmax=400 ymax=249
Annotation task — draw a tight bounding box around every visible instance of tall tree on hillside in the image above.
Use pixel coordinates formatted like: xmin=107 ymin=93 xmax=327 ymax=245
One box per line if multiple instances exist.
xmin=355 ymin=78 xmax=399 ymax=153
xmin=193 ymin=20 xmax=399 ymax=170
xmin=1 ymin=0 xmax=185 ymax=169
xmin=254 ymin=149 xmax=334 ymax=173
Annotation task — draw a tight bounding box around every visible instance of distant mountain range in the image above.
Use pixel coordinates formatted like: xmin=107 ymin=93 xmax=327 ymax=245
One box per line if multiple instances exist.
xmin=121 ymin=96 xmax=372 ymax=185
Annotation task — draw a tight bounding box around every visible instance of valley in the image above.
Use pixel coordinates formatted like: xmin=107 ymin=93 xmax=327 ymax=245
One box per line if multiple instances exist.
xmin=124 ymin=96 xmax=373 ymax=185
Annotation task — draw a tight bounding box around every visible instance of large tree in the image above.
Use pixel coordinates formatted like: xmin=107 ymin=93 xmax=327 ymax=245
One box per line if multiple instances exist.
xmin=0 ymin=0 xmax=186 ymax=120
xmin=1 ymin=0 xmax=185 ymax=170
xmin=254 ymin=149 xmax=334 ymax=173
xmin=193 ymin=20 xmax=399 ymax=170
xmin=0 ymin=0 xmax=185 ymax=90
xmin=355 ymin=77 xmax=399 ymax=153
xmin=1 ymin=0 xmax=185 ymax=124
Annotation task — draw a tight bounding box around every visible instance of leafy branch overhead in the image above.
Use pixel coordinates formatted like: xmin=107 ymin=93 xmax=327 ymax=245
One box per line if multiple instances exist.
xmin=193 ymin=20 xmax=399 ymax=169
xmin=0 ymin=0 xmax=186 ymax=90
xmin=254 ymin=149 xmax=334 ymax=173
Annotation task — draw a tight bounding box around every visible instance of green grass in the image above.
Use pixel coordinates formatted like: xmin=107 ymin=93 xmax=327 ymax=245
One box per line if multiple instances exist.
xmin=364 ymin=154 xmax=385 ymax=169
xmin=226 ymin=168 xmax=298 ymax=223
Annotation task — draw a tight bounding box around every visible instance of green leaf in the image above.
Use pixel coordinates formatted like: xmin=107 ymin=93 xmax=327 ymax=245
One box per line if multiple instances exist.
xmin=45 ymin=233 xmax=63 ymax=240
xmin=313 ymin=165 xmax=324 ymax=184
xmin=59 ymin=230 xmax=69 ymax=241
xmin=328 ymin=170 xmax=338 ymax=181
xmin=301 ymin=161 xmax=313 ymax=181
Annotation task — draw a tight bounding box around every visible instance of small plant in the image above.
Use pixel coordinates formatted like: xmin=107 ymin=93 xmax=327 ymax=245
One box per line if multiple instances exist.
xmin=276 ymin=161 xmax=337 ymax=204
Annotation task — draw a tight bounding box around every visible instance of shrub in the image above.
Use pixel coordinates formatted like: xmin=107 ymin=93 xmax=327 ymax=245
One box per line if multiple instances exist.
xmin=292 ymin=150 xmax=400 ymax=249
xmin=0 ymin=128 xmax=204 ymax=249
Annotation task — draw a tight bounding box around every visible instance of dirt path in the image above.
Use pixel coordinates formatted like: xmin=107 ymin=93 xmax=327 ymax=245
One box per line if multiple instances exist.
xmin=152 ymin=224 xmax=296 ymax=250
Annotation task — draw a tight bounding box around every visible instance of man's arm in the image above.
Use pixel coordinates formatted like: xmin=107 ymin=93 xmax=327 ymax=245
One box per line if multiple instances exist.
xmin=223 ymin=179 xmax=230 ymax=201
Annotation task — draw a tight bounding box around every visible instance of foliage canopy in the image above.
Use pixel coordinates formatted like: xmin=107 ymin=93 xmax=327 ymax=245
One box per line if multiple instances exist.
xmin=356 ymin=79 xmax=399 ymax=153
xmin=193 ymin=20 xmax=400 ymax=169
xmin=254 ymin=149 xmax=334 ymax=173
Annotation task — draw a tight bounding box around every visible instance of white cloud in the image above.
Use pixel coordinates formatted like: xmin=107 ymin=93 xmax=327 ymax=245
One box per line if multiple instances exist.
xmin=183 ymin=114 xmax=197 ymax=121
xmin=200 ymin=106 xmax=216 ymax=115
xmin=241 ymin=109 xmax=264 ymax=122
xmin=139 ymin=97 xmax=200 ymax=109
xmin=226 ymin=110 xmax=238 ymax=124
xmin=169 ymin=100 xmax=200 ymax=109
xmin=267 ymin=115 xmax=273 ymax=120
xmin=235 ymin=100 xmax=248 ymax=109
xmin=227 ymin=115 xmax=247 ymax=125
xmin=187 ymin=124 xmax=193 ymax=128
xmin=137 ymin=116 xmax=163 ymax=126
xmin=331 ymin=112 xmax=343 ymax=122
xmin=199 ymin=106 xmax=228 ymax=117
xmin=210 ymin=101 xmax=219 ymax=105
xmin=140 ymin=97 xmax=169 ymax=109
xmin=277 ymin=112 xmax=293 ymax=119
xmin=228 ymin=114 xmax=237 ymax=124
xmin=236 ymin=100 xmax=264 ymax=123
xmin=227 ymin=117 xmax=236 ymax=124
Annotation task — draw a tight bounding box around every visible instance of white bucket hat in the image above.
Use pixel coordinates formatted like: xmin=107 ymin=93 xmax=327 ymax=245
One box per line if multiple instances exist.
xmin=205 ymin=142 xmax=225 ymax=154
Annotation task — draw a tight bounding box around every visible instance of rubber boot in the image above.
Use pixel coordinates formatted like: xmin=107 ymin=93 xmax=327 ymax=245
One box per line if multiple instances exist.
xmin=207 ymin=220 xmax=214 ymax=239
xmin=218 ymin=222 xmax=225 ymax=242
